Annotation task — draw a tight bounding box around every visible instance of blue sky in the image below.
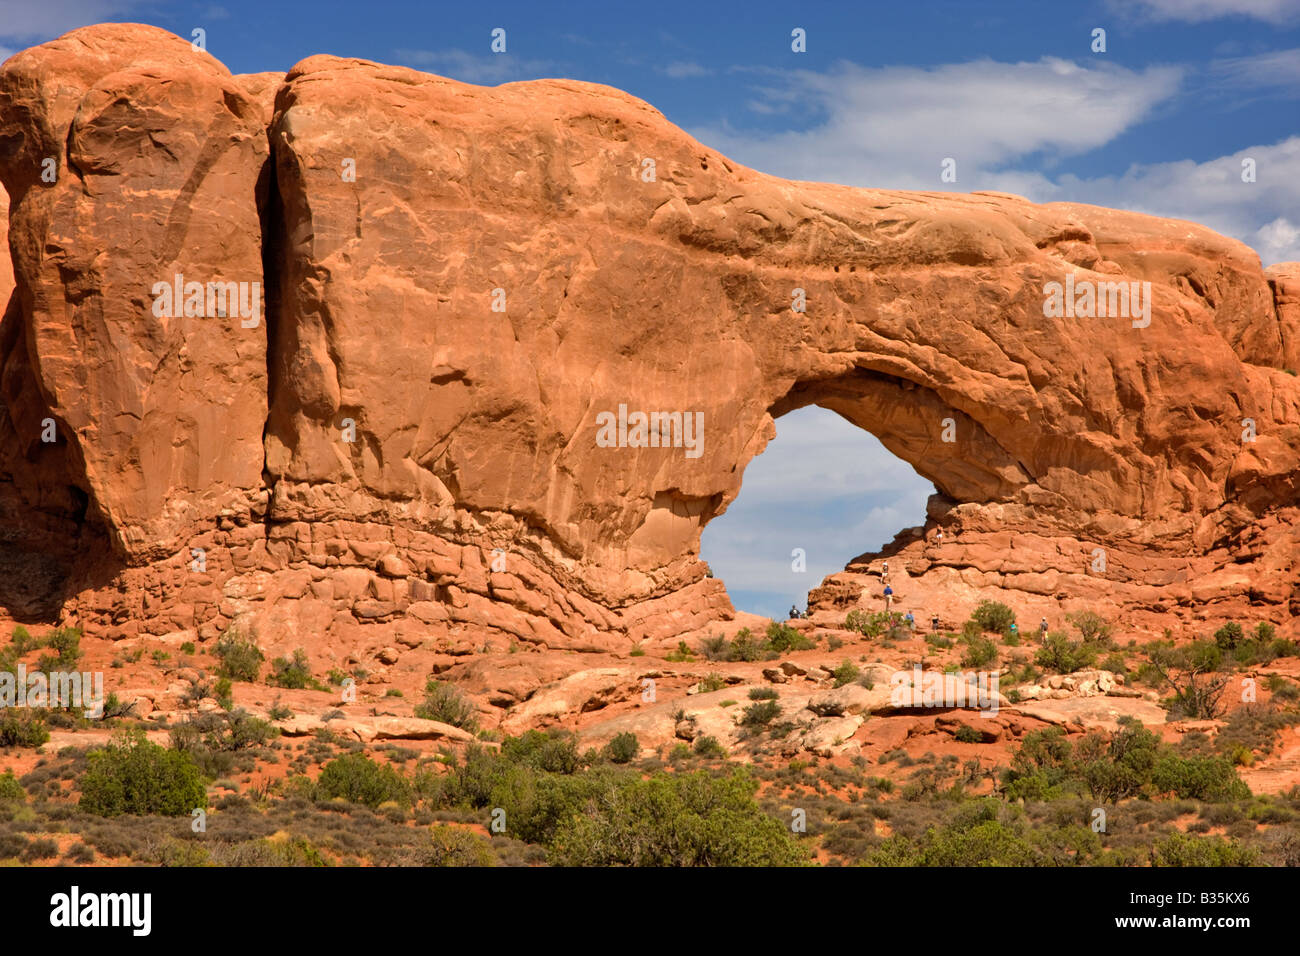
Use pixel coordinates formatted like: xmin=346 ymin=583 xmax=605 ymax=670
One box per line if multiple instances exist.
xmin=2 ymin=0 xmax=1297 ymax=618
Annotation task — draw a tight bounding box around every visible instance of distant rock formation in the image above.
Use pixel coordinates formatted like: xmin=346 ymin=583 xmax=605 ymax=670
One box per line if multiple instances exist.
xmin=0 ymin=24 xmax=1295 ymax=654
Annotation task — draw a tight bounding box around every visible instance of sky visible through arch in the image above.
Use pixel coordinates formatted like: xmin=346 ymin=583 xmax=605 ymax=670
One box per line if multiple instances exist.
xmin=2 ymin=0 xmax=1294 ymax=618
xmin=699 ymin=406 xmax=935 ymax=621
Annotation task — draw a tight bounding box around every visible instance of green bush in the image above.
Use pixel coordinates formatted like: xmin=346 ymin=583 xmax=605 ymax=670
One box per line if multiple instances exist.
xmin=40 ymin=626 xmax=82 ymax=668
xmin=971 ymin=601 xmax=1016 ymax=634
xmin=414 ymin=679 xmax=479 ymax=731
xmin=78 ymin=730 xmax=207 ymax=817
xmin=0 ymin=769 xmax=25 ymax=802
xmin=215 ymin=628 xmax=264 ymax=682
xmin=765 ymin=621 xmax=814 ymax=653
xmin=1151 ymin=753 xmax=1250 ymax=802
xmin=954 ymin=724 xmax=984 ymax=744
xmin=961 ymin=636 xmax=998 ymax=668
xmin=1068 ymin=611 xmax=1113 ymax=645
xmin=1213 ymin=622 xmax=1244 ymax=651
xmin=269 ymin=648 xmax=317 ymax=690
xmin=693 ymin=736 xmax=726 ymax=758
xmin=1253 ymin=622 xmax=1276 ymax=642
xmin=549 ymin=769 xmax=807 ymax=866
xmin=316 ymin=752 xmax=413 ymax=807
xmin=741 ymin=700 xmax=781 ymax=727
xmin=0 ymin=711 xmax=50 ymax=748
xmin=500 ymin=729 xmax=581 ymax=774
xmin=748 ymin=687 xmax=778 ymax=700
xmin=602 ymin=732 xmax=640 ymax=765
xmin=421 ymin=826 xmax=496 ymax=866
xmin=844 ymin=610 xmax=901 ymax=638
xmin=832 ymin=660 xmax=861 ymax=688
xmin=1034 ymin=632 xmax=1097 ymax=674
xmin=1150 ymin=832 xmax=1260 ymax=866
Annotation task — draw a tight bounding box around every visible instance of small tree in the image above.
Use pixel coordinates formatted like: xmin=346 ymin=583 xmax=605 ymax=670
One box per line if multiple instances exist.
xmin=1148 ymin=651 xmax=1229 ymax=719
xmin=1213 ymin=622 xmax=1244 ymax=651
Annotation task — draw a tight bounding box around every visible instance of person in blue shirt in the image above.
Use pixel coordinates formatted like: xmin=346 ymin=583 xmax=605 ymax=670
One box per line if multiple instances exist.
xmin=883 ymin=584 xmax=894 ymax=612
xmin=904 ymin=610 xmax=915 ymax=629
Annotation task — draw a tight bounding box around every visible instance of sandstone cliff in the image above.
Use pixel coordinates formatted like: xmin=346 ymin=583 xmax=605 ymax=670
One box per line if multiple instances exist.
xmin=0 ymin=25 xmax=1296 ymax=655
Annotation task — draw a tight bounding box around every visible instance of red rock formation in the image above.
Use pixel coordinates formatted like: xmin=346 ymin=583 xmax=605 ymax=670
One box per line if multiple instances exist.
xmin=0 ymin=25 xmax=1295 ymax=654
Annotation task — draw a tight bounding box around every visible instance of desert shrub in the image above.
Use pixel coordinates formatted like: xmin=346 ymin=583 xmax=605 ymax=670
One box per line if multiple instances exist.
xmin=602 ymin=732 xmax=640 ymax=765
xmin=971 ymin=601 xmax=1015 ymax=634
xmin=0 ymin=770 xmax=25 ymax=802
xmin=215 ymin=628 xmax=264 ymax=682
xmin=727 ymin=628 xmax=766 ymax=662
xmin=1150 ymin=831 xmax=1260 ymax=867
xmin=500 ymin=730 xmax=581 ymax=774
xmin=748 ymin=687 xmax=778 ymax=700
xmin=698 ymin=634 xmax=729 ymax=661
xmin=741 ymin=700 xmax=781 ymax=727
xmin=0 ymin=711 xmax=50 ymax=748
xmin=79 ymin=730 xmax=207 ymax=817
xmin=269 ymin=648 xmax=317 ymax=690
xmin=961 ymin=635 xmax=998 ymax=668
xmin=215 ymin=836 xmax=329 ymax=867
xmin=549 ymin=769 xmax=807 ymax=866
xmin=954 ymin=725 xmax=984 ymax=744
xmin=39 ymin=626 xmax=82 ymax=669
xmin=420 ymin=826 xmax=496 ymax=866
xmin=1253 ymin=622 xmax=1276 ymax=642
xmin=765 ymin=621 xmax=814 ymax=653
xmin=9 ymin=625 xmax=39 ymax=655
xmin=693 ymin=736 xmax=726 ymax=758
xmin=316 ymin=752 xmax=413 ymax=807
xmin=414 ymin=679 xmax=479 ymax=731
xmin=1074 ymin=721 xmax=1162 ymax=803
xmin=1213 ymin=622 xmax=1244 ymax=651
xmin=1151 ymin=753 xmax=1250 ymax=802
xmin=1034 ymin=632 xmax=1097 ymax=674
xmin=20 ymin=837 xmax=59 ymax=862
xmin=1068 ymin=611 xmax=1113 ymax=645
xmin=832 ymin=660 xmax=861 ymax=688
xmin=844 ymin=610 xmax=900 ymax=638
xmin=1100 ymin=652 xmax=1129 ymax=676
xmin=696 ymin=673 xmax=727 ymax=693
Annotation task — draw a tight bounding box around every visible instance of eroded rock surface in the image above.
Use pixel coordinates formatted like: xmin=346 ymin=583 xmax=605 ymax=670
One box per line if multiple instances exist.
xmin=0 ymin=25 xmax=1296 ymax=653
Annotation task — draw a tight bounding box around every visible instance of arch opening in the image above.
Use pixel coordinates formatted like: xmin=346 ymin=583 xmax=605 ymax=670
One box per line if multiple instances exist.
xmin=700 ymin=404 xmax=936 ymax=621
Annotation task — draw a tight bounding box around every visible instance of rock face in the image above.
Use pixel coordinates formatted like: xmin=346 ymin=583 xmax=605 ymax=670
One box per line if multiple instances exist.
xmin=0 ymin=24 xmax=1297 ymax=652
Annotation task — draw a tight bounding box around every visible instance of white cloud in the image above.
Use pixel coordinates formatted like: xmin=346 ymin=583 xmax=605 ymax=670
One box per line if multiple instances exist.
xmin=1209 ymin=47 xmax=1300 ymax=93
xmin=691 ymin=56 xmax=1298 ymax=266
xmin=392 ymin=48 xmax=557 ymax=84
xmin=660 ymin=61 xmax=711 ymax=79
xmin=1116 ymin=0 xmax=1300 ymax=24
xmin=0 ymin=0 xmax=146 ymax=43
xmin=691 ymin=58 xmax=1183 ymax=191
xmin=1008 ymin=136 xmax=1300 ymax=265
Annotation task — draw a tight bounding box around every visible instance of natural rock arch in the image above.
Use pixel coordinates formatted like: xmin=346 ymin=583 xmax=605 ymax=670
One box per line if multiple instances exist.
xmin=0 ymin=25 xmax=1295 ymax=649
